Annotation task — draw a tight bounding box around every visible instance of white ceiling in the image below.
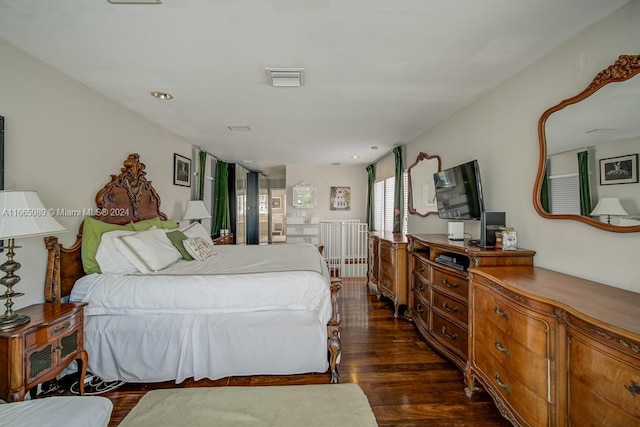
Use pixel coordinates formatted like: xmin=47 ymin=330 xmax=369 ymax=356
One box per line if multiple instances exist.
xmin=0 ymin=0 xmax=630 ymax=177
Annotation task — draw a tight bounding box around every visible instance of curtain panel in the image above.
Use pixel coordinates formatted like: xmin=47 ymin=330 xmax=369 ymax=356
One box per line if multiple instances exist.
xmin=366 ymin=163 xmax=376 ymax=231
xmin=392 ymin=146 xmax=405 ymax=233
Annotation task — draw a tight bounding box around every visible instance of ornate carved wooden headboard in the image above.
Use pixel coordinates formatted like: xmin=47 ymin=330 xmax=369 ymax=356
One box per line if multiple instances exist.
xmin=44 ymin=153 xmax=168 ymax=303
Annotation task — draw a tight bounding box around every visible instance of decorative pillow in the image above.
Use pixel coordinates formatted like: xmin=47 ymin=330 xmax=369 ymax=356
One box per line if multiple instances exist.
xmin=180 ymin=222 xmax=214 ymax=245
xmin=118 ymin=228 xmax=182 ymax=272
xmin=131 ymin=217 xmax=179 ymax=231
xmin=165 ymin=229 xmax=194 ymax=261
xmin=95 ymin=229 xmax=142 ymax=274
xmin=81 ymin=216 xmax=135 ymax=274
xmin=182 ymin=237 xmax=216 ymax=261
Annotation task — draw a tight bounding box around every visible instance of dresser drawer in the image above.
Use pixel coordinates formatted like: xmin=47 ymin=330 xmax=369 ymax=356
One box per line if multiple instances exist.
xmin=568 ymin=329 xmax=640 ymax=424
xmin=473 ymin=284 xmax=551 ymax=358
xmin=412 ymin=292 xmax=430 ymax=328
xmin=379 ymin=243 xmax=393 ymax=264
xmin=476 ymin=348 xmax=550 ymax=424
xmin=474 ymin=311 xmax=549 ymax=399
xmin=432 ymin=312 xmax=467 ymax=357
xmin=412 ymin=255 xmax=430 ymax=283
xmin=433 ymin=268 xmax=467 ymax=300
xmin=24 ymin=314 xmax=81 ymax=350
xmin=412 ymin=273 xmax=430 ymax=301
xmin=432 ymin=289 xmax=468 ymax=326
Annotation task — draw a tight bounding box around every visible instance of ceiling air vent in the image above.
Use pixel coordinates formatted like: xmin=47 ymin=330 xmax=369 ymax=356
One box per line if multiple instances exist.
xmin=265 ymin=68 xmax=305 ymax=87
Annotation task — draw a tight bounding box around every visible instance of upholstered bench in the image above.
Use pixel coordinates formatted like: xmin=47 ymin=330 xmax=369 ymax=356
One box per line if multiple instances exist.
xmin=0 ymin=396 xmax=112 ymax=427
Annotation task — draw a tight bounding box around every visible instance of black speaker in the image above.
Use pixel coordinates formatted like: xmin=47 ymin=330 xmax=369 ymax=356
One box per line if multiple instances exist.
xmin=480 ymin=212 xmax=506 ymax=248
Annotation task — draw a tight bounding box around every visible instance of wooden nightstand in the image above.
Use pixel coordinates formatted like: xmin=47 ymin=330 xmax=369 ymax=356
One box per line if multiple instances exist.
xmin=0 ymin=303 xmax=88 ymax=402
xmin=212 ymin=233 xmax=234 ymax=245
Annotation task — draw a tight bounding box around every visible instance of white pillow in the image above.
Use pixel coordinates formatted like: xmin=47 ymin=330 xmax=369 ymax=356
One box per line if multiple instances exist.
xmin=95 ymin=229 xmax=141 ymax=274
xmin=118 ymin=228 xmax=182 ymax=272
xmin=180 ymin=222 xmax=214 ymax=245
xmin=183 ymin=237 xmax=216 ymax=261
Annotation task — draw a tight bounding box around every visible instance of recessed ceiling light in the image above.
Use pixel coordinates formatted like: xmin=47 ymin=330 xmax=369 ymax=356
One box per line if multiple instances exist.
xmin=331 ymin=162 xmax=341 ymax=166
xmin=107 ymin=0 xmax=162 ymax=4
xmin=371 ymin=146 xmax=378 ymax=150
xmin=351 ymin=155 xmax=359 ymax=159
xmin=265 ymin=68 xmax=305 ymax=87
xmin=150 ymin=91 xmax=173 ymax=100
xmin=227 ymin=126 xmax=251 ymax=132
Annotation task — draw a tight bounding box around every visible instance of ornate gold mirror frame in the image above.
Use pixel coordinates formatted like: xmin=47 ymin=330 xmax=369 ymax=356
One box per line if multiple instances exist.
xmin=408 ymin=152 xmax=441 ymax=217
xmin=534 ymin=54 xmax=640 ymax=233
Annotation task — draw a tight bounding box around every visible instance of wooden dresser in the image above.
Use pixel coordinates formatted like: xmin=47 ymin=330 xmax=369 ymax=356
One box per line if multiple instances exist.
xmin=467 ymin=266 xmax=640 ymax=426
xmin=368 ymin=231 xmax=408 ymax=318
xmin=406 ymin=234 xmax=535 ymax=371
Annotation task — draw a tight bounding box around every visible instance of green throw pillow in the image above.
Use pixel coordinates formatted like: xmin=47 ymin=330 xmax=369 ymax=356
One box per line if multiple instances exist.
xmin=166 ymin=229 xmax=194 ymax=261
xmin=131 ymin=217 xmax=179 ymax=231
xmin=81 ymin=216 xmax=135 ymax=274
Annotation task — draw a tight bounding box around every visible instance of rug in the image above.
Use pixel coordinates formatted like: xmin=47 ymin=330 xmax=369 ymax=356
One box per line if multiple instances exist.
xmin=118 ymin=383 xmax=379 ymax=427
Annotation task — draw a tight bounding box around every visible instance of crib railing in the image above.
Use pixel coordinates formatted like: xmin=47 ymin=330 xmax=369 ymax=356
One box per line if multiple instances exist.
xmin=319 ymin=220 xmax=368 ymax=278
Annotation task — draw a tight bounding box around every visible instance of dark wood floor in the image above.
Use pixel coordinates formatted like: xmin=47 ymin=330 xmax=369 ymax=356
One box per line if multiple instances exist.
xmin=87 ymin=278 xmax=511 ymax=426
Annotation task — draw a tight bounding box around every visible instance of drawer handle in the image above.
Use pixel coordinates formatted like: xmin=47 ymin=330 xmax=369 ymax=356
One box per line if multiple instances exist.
xmin=418 ymin=265 xmax=425 ymax=272
xmin=416 ymin=304 xmax=424 ymax=314
xmin=493 ymin=306 xmax=510 ymax=322
xmin=441 ymin=326 xmax=458 ymax=340
xmin=494 ymin=340 xmax=511 ymax=358
xmin=494 ymin=373 xmax=511 ymax=395
xmin=625 ymin=380 xmax=640 ymax=397
xmin=442 ymin=301 xmax=459 ymax=313
xmin=51 ymin=321 xmax=71 ymax=335
xmin=418 ymin=284 xmax=425 ymax=292
xmin=441 ymin=278 xmax=459 ymax=288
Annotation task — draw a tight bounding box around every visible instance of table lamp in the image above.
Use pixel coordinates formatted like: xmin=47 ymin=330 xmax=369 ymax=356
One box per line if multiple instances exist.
xmin=0 ymin=190 xmax=66 ymax=329
xmin=590 ymin=197 xmax=628 ymax=225
xmin=183 ymin=200 xmax=211 ymax=223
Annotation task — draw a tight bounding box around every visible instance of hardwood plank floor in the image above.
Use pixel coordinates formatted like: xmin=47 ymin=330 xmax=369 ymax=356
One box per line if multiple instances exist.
xmin=76 ymin=278 xmax=511 ymax=426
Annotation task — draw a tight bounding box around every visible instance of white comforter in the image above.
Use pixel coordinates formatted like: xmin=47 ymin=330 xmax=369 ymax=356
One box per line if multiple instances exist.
xmin=69 ymin=243 xmax=334 ymax=383
xmin=72 ymin=243 xmax=332 ymax=321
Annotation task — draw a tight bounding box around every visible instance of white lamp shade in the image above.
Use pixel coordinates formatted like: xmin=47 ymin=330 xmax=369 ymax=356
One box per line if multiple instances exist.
xmin=0 ymin=190 xmax=66 ymax=239
xmin=590 ymin=198 xmax=628 ymax=217
xmin=183 ymin=200 xmax=211 ymax=220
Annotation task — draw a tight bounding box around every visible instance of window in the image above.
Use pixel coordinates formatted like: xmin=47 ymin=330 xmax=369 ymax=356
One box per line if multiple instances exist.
xmin=374 ymin=172 xmax=408 ymax=233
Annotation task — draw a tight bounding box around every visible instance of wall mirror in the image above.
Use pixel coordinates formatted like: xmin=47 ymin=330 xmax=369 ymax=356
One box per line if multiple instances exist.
xmin=535 ymin=54 xmax=640 ymax=232
xmin=292 ymin=184 xmax=316 ymax=208
xmin=408 ymin=152 xmax=441 ymax=216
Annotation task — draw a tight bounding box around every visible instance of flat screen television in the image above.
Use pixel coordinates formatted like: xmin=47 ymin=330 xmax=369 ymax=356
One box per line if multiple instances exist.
xmin=433 ymin=160 xmax=485 ymax=220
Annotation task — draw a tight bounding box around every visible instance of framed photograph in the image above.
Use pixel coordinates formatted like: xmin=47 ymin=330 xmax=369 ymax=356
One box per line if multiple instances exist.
xmin=173 ymin=154 xmax=191 ymax=187
xmin=271 ymin=196 xmax=281 ymax=209
xmin=330 ymin=186 xmax=351 ymax=211
xmin=599 ymin=154 xmax=638 ymax=185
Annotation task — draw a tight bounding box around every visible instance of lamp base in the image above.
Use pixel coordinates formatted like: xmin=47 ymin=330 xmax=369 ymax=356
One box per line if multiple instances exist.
xmin=0 ymin=312 xmax=30 ymax=330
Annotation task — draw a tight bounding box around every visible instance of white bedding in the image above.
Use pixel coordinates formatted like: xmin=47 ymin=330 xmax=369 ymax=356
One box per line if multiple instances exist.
xmin=70 ymin=243 xmax=334 ymax=383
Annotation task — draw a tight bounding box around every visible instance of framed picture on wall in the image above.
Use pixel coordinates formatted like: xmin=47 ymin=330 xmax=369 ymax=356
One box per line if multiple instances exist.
xmin=599 ymin=154 xmax=638 ymax=185
xmin=173 ymin=154 xmax=191 ymax=187
xmin=330 ymin=186 xmax=351 ymax=210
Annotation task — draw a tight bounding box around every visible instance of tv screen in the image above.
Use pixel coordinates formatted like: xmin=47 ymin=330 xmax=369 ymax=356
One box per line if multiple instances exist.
xmin=434 ymin=160 xmax=485 ymax=220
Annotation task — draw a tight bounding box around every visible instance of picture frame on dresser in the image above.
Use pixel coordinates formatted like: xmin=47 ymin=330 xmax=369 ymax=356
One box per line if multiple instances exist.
xmin=173 ymin=153 xmax=191 ymax=187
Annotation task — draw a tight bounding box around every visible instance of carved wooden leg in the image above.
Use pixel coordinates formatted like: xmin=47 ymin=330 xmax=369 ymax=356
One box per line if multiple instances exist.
xmin=327 ymin=279 xmax=342 ymax=384
xmin=77 ymin=349 xmax=89 ymax=396
xmin=464 ymin=362 xmax=482 ymax=398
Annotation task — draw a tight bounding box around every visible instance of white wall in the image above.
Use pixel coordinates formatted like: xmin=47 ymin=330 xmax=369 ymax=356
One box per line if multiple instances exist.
xmin=286 ymin=164 xmax=367 ymax=222
xmin=0 ymin=38 xmax=193 ymax=309
xmin=407 ymin=1 xmax=640 ymax=292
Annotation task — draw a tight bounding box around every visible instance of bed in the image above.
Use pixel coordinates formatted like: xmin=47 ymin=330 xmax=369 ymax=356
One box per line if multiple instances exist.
xmin=43 ymin=154 xmax=341 ymax=384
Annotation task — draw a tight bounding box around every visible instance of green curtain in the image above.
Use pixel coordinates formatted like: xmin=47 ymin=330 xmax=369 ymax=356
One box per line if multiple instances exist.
xmin=212 ymin=160 xmax=230 ymax=236
xmin=393 ymin=146 xmax=405 ymax=233
xmin=197 ymin=150 xmax=207 ymax=201
xmin=366 ymin=163 xmax=376 ymax=231
xmin=541 ymin=170 xmax=550 ymax=213
xmin=577 ymin=151 xmax=592 ymax=216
